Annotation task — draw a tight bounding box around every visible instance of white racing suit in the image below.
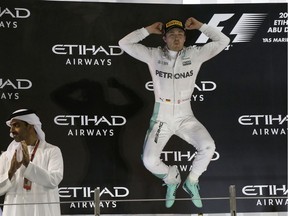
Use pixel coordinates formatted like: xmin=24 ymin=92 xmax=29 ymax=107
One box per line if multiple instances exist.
xmin=119 ymin=24 xmax=230 ymax=184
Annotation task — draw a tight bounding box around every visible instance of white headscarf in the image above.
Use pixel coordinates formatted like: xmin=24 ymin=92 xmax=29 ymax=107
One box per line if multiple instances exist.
xmin=5 ymin=109 xmax=46 ymax=161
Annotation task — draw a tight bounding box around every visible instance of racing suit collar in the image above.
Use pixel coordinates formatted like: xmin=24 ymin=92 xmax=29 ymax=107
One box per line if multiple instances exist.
xmin=162 ymin=46 xmax=186 ymax=60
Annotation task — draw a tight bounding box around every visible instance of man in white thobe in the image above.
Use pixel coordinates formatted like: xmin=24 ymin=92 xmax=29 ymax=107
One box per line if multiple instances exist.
xmin=0 ymin=109 xmax=64 ymax=216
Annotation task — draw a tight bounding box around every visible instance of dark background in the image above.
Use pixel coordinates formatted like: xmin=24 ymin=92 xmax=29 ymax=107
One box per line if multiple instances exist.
xmin=0 ymin=1 xmax=287 ymax=214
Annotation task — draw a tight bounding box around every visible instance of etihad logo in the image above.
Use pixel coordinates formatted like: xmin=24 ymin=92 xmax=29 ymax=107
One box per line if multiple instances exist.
xmin=59 ymin=186 xmax=129 ymax=198
xmin=238 ymin=114 xmax=287 ymax=136
xmin=196 ymin=13 xmax=267 ymax=44
xmin=52 ymin=44 xmax=123 ymax=66
xmin=0 ymin=78 xmax=32 ymax=100
xmin=161 ymin=150 xmax=220 ymax=172
xmin=52 ymin=44 xmax=123 ymax=56
xmin=0 ymin=7 xmax=30 ymax=18
xmin=54 ymin=115 xmax=126 ymax=137
xmin=145 ymin=80 xmax=217 ymax=102
xmin=59 ymin=186 xmax=129 ymax=209
xmin=243 ymin=185 xmax=288 ymax=196
xmin=145 ymin=80 xmax=216 ymax=92
xmin=242 ymin=184 xmax=288 ymax=207
xmin=0 ymin=7 xmax=30 ymax=29
xmin=238 ymin=114 xmax=287 ymax=126
xmin=162 ymin=150 xmax=219 ymax=162
xmin=0 ymin=78 xmax=32 ymax=89
xmin=54 ymin=115 xmax=126 ymax=126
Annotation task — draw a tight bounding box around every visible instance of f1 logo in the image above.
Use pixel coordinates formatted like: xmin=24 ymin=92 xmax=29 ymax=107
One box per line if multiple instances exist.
xmin=196 ymin=13 xmax=267 ymax=43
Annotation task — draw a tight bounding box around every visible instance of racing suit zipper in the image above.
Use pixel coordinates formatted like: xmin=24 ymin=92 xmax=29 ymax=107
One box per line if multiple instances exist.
xmin=172 ymin=52 xmax=180 ymax=116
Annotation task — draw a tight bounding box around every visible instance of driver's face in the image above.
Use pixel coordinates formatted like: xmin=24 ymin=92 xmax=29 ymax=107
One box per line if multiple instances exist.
xmin=163 ymin=28 xmax=186 ymax=52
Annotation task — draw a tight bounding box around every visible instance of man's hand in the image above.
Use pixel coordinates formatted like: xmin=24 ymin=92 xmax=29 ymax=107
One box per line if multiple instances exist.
xmin=8 ymin=151 xmax=22 ymax=180
xmin=185 ymin=17 xmax=203 ymax=30
xmin=145 ymin=22 xmax=163 ymax=35
xmin=21 ymin=141 xmax=30 ymax=167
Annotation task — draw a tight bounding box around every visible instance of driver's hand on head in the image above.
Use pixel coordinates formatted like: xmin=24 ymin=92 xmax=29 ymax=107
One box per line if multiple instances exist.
xmin=185 ymin=17 xmax=203 ymax=30
xmin=146 ymin=22 xmax=164 ymax=34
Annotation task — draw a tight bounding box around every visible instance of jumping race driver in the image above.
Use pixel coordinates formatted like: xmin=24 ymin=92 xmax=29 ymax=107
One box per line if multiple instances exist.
xmin=119 ymin=17 xmax=230 ymax=208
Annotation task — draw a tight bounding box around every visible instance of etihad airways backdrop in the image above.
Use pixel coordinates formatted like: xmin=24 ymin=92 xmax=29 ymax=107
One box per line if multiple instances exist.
xmin=0 ymin=1 xmax=287 ymax=215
